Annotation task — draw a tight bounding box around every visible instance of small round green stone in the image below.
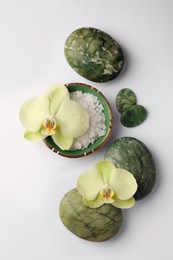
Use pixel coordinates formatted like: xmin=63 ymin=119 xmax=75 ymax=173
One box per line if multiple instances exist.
xmin=116 ymin=88 xmax=137 ymax=113
xmin=121 ymin=105 xmax=147 ymax=127
xmin=59 ymin=188 xmax=122 ymax=242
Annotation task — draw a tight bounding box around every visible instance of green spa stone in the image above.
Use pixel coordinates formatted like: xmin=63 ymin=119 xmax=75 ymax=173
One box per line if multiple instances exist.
xmin=116 ymin=88 xmax=137 ymax=114
xmin=59 ymin=188 xmax=122 ymax=242
xmin=121 ymin=104 xmax=147 ymax=127
xmin=64 ymin=27 xmax=124 ymax=82
xmin=105 ymin=137 xmax=156 ymax=200
xmin=116 ymin=88 xmax=147 ymax=127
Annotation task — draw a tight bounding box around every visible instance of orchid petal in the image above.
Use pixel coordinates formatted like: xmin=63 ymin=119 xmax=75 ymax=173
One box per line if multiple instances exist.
xmin=95 ymin=160 xmax=118 ymax=184
xmin=111 ymin=169 xmax=138 ymax=200
xmin=83 ymin=194 xmax=104 ymax=208
xmin=24 ymin=131 xmax=45 ymax=141
xmin=45 ymin=83 xmax=70 ymax=115
xmin=19 ymin=96 xmax=50 ymax=132
xmin=77 ymin=168 xmax=104 ymax=201
xmin=52 ymin=128 xmax=73 ymax=150
xmin=112 ymin=196 xmax=135 ymax=209
xmin=56 ymin=99 xmax=89 ymax=138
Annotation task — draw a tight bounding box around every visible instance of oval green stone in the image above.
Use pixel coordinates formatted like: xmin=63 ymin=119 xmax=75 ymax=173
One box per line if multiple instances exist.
xmin=64 ymin=27 xmax=124 ymax=82
xmin=105 ymin=137 xmax=156 ymax=200
xmin=121 ymin=104 xmax=147 ymax=127
xmin=116 ymin=88 xmax=137 ymax=113
xmin=59 ymin=188 xmax=122 ymax=242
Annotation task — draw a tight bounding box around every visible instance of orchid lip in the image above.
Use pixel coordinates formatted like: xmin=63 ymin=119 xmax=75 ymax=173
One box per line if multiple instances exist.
xmin=41 ymin=116 xmax=57 ymax=136
xmin=100 ymin=184 xmax=115 ymax=203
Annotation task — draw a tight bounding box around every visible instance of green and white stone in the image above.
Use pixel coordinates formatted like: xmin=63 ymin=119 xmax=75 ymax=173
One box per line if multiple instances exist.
xmin=59 ymin=188 xmax=122 ymax=242
xmin=105 ymin=137 xmax=156 ymax=200
xmin=116 ymin=88 xmax=147 ymax=127
xmin=64 ymin=27 xmax=124 ymax=82
xmin=116 ymin=88 xmax=137 ymax=113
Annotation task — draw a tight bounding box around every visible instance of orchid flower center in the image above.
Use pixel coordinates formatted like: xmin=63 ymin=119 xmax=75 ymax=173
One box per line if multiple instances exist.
xmin=41 ymin=116 xmax=57 ymax=136
xmin=100 ymin=185 xmax=115 ymax=203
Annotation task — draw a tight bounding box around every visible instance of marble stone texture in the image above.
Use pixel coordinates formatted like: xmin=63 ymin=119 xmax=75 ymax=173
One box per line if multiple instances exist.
xmin=105 ymin=137 xmax=156 ymax=200
xmin=59 ymin=188 xmax=122 ymax=242
xmin=116 ymin=88 xmax=137 ymax=114
xmin=64 ymin=27 xmax=124 ymax=82
xmin=116 ymin=88 xmax=147 ymax=127
xmin=121 ymin=104 xmax=147 ymax=127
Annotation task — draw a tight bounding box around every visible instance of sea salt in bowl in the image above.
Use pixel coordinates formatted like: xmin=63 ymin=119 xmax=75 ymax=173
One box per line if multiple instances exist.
xmin=44 ymin=83 xmax=112 ymax=158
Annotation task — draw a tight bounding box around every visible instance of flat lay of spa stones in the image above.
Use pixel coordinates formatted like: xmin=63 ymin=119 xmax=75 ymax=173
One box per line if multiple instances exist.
xmin=64 ymin=27 xmax=124 ymax=82
xmin=19 ymin=26 xmax=156 ymax=243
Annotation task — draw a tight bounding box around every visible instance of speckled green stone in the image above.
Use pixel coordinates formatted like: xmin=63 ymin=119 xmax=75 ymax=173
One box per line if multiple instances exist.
xmin=116 ymin=88 xmax=147 ymax=127
xmin=105 ymin=137 xmax=156 ymax=200
xmin=59 ymin=188 xmax=122 ymax=242
xmin=116 ymin=88 xmax=137 ymax=113
xmin=121 ymin=105 xmax=147 ymax=127
xmin=64 ymin=27 xmax=124 ymax=82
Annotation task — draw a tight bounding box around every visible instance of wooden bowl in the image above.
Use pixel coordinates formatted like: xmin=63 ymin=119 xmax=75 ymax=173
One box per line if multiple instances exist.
xmin=44 ymin=83 xmax=112 ymax=158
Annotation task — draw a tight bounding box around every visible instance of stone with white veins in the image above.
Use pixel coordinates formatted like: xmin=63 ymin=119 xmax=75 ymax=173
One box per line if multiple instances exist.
xmin=64 ymin=27 xmax=124 ymax=82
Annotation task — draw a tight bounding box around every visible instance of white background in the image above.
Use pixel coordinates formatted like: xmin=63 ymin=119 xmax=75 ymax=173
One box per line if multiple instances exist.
xmin=0 ymin=0 xmax=173 ymax=259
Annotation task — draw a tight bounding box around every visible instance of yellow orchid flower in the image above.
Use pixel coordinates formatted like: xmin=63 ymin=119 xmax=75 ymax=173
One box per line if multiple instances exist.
xmin=77 ymin=160 xmax=138 ymax=209
xmin=19 ymin=83 xmax=89 ymax=150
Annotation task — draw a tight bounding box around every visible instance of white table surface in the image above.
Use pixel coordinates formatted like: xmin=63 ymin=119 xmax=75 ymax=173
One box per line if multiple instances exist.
xmin=0 ymin=0 xmax=173 ymax=259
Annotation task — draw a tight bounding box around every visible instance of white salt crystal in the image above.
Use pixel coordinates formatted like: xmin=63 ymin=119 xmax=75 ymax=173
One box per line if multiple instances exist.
xmin=98 ymin=130 xmax=106 ymax=137
xmin=70 ymin=90 xmax=106 ymax=150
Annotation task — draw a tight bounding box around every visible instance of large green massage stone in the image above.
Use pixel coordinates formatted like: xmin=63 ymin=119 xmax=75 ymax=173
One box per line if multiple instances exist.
xmin=105 ymin=137 xmax=156 ymax=200
xmin=59 ymin=188 xmax=122 ymax=242
xmin=64 ymin=27 xmax=124 ymax=82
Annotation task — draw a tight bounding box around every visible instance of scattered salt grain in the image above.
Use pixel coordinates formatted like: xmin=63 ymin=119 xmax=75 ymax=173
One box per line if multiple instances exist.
xmin=70 ymin=90 xmax=106 ymax=150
